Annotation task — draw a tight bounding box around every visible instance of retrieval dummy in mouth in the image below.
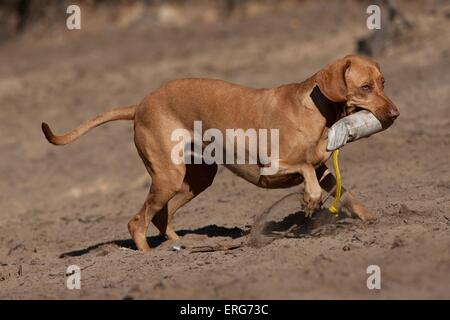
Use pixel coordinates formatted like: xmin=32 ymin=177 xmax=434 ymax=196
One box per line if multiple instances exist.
xmin=326 ymin=110 xmax=385 ymax=151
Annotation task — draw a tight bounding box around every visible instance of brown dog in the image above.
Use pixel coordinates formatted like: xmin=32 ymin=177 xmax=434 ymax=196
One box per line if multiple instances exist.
xmin=42 ymin=55 xmax=399 ymax=251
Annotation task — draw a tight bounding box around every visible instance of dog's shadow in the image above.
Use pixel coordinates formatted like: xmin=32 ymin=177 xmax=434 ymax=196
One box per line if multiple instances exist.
xmin=263 ymin=208 xmax=340 ymax=236
xmin=59 ymin=209 xmax=343 ymax=258
xmin=245 ymin=207 xmax=343 ymax=248
xmin=59 ymin=224 xmax=250 ymax=258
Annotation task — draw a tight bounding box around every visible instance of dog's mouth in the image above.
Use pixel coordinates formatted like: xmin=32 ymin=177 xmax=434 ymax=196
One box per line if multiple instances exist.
xmin=346 ymin=105 xmax=365 ymax=116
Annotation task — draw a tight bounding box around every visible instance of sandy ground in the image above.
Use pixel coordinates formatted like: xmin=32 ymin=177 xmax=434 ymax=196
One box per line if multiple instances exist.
xmin=0 ymin=1 xmax=449 ymax=299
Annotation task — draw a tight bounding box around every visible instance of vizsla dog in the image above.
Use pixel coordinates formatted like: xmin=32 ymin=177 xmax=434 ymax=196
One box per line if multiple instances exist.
xmin=42 ymin=55 xmax=399 ymax=251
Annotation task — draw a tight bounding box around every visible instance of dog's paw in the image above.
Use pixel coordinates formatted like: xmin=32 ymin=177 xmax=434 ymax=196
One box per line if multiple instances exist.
xmin=301 ymin=193 xmax=322 ymax=218
xmin=340 ymin=193 xmax=377 ymax=221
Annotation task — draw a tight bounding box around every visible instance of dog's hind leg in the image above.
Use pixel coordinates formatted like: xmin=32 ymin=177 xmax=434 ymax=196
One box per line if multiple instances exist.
xmin=129 ymin=143 xmax=186 ymax=250
xmin=316 ymin=164 xmax=376 ymax=221
xmin=128 ymin=166 xmax=185 ymax=251
xmin=151 ymin=187 xmax=191 ymax=241
xmin=152 ymin=163 xmax=218 ymax=241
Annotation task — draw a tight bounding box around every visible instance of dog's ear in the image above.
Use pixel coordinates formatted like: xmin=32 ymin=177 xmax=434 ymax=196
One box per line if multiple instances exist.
xmin=315 ymin=57 xmax=351 ymax=102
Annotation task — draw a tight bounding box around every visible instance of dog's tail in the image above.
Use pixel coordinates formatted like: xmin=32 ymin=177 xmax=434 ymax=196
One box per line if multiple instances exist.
xmin=41 ymin=105 xmax=136 ymax=146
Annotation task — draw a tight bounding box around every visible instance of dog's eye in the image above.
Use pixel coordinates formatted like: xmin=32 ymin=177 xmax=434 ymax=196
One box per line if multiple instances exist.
xmin=361 ymin=85 xmax=372 ymax=92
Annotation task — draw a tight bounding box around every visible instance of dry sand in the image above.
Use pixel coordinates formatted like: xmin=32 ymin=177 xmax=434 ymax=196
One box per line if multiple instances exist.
xmin=0 ymin=1 xmax=449 ymax=299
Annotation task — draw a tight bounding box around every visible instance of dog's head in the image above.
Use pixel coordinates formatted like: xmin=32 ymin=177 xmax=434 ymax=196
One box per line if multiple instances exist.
xmin=315 ymin=55 xmax=399 ymax=126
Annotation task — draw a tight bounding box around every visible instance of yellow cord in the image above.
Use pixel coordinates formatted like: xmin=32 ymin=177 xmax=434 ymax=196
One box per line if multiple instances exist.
xmin=329 ymin=149 xmax=342 ymax=215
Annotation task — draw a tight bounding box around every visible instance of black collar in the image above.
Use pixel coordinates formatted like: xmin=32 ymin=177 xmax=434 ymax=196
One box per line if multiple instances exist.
xmin=309 ymin=85 xmax=344 ymax=128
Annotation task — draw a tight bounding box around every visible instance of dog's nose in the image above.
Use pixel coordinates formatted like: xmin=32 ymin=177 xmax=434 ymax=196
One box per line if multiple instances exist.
xmin=388 ymin=106 xmax=400 ymax=120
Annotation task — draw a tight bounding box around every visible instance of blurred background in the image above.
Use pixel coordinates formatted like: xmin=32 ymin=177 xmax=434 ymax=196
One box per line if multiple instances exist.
xmin=0 ymin=0 xmax=449 ymax=299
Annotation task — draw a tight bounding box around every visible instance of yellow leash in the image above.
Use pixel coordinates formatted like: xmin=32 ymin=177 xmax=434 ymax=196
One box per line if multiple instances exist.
xmin=328 ymin=149 xmax=342 ymax=215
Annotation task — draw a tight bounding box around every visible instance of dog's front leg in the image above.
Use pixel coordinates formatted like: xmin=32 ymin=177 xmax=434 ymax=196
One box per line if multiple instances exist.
xmin=300 ymin=165 xmax=323 ymax=217
xmin=316 ymin=164 xmax=376 ymax=221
